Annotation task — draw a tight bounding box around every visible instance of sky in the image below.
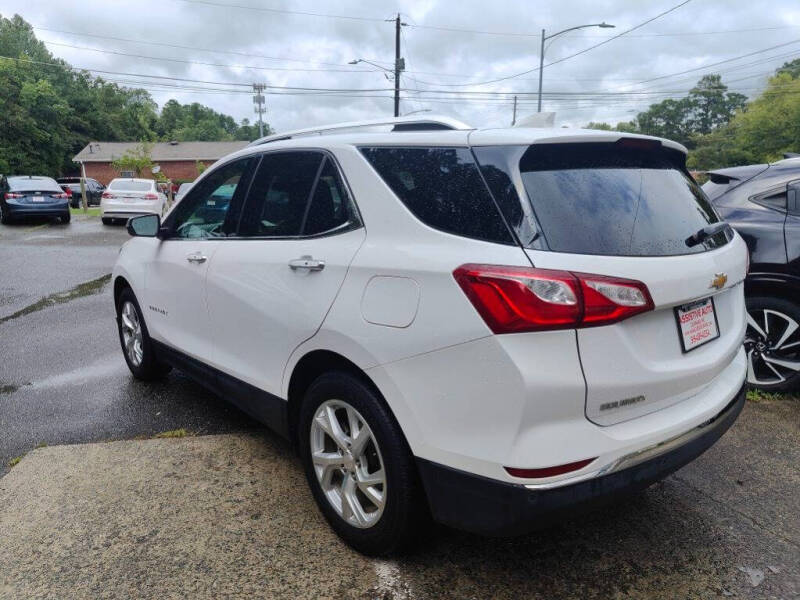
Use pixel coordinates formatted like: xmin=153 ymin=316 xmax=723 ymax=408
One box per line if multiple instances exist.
xmin=4 ymin=0 xmax=800 ymax=133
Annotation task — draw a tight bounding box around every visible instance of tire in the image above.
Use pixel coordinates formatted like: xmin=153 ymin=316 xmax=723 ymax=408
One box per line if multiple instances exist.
xmin=116 ymin=287 xmax=171 ymax=380
xmin=61 ymin=212 xmax=71 ymax=224
xmin=745 ymin=295 xmax=800 ymax=392
xmin=102 ymin=217 xmax=112 ymax=225
xmin=0 ymin=204 xmax=10 ymax=225
xmin=298 ymin=371 xmax=428 ymax=556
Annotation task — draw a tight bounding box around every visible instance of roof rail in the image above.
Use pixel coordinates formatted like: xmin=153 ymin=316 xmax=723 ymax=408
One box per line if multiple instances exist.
xmin=247 ymin=114 xmax=473 ymax=147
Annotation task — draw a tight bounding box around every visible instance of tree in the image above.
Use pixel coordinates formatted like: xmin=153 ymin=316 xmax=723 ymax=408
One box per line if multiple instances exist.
xmin=195 ymin=160 xmax=207 ymax=176
xmin=687 ymin=74 xmax=747 ymax=135
xmin=112 ymin=142 xmax=155 ymax=177
xmin=777 ymin=58 xmax=800 ymax=79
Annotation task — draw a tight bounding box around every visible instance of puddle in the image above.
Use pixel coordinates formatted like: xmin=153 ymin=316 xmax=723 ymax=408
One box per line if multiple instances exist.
xmin=30 ymin=358 xmax=124 ymax=389
xmin=0 ymin=381 xmax=31 ymax=395
xmin=0 ymin=274 xmax=111 ymax=325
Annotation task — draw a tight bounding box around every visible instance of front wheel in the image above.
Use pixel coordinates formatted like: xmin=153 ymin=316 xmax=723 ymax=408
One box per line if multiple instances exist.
xmin=116 ymin=287 xmax=171 ymax=380
xmin=745 ymin=296 xmax=800 ymax=391
xmin=298 ymin=372 xmax=428 ymax=556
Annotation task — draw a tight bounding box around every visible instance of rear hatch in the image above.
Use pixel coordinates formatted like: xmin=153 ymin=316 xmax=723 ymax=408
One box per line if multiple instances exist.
xmin=105 ymin=180 xmax=157 ymax=207
xmin=474 ymin=138 xmax=747 ymax=425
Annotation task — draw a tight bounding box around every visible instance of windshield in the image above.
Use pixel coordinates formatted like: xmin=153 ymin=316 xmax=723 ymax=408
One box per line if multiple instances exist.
xmin=110 ymin=180 xmax=153 ymax=192
xmin=516 ymin=143 xmax=729 ymax=256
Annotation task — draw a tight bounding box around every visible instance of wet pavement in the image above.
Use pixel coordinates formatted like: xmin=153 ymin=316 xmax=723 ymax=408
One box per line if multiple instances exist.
xmin=0 ymin=217 xmax=798 ymax=598
xmin=0 ymin=216 xmax=259 ymax=477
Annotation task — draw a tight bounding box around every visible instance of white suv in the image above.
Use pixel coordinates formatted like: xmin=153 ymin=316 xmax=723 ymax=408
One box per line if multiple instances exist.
xmin=101 ymin=178 xmax=166 ymax=225
xmin=112 ymin=116 xmax=748 ymax=555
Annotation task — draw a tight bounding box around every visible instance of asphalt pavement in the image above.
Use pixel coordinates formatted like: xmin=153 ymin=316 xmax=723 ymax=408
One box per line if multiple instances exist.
xmin=0 ymin=215 xmax=259 ymax=477
xmin=0 ymin=216 xmax=798 ymax=598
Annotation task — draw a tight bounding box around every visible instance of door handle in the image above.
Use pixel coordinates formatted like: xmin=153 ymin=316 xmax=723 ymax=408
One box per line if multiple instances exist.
xmin=186 ymin=253 xmax=207 ymax=264
xmin=289 ymin=255 xmax=325 ymax=272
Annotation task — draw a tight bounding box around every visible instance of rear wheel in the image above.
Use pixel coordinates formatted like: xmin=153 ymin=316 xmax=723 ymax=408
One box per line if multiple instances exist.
xmin=0 ymin=204 xmax=10 ymax=224
xmin=116 ymin=287 xmax=171 ymax=380
xmin=745 ymin=296 xmax=800 ymax=391
xmin=102 ymin=217 xmax=112 ymax=225
xmin=298 ymin=371 xmax=427 ymax=556
xmin=61 ymin=212 xmax=71 ymax=224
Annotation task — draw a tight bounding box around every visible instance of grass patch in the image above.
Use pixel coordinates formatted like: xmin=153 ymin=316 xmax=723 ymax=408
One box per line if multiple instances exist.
xmin=70 ymin=207 xmax=101 ymax=217
xmin=154 ymin=428 xmax=191 ymax=439
xmin=7 ymin=454 xmax=25 ymax=468
xmin=35 ymin=442 xmax=48 ymax=449
xmin=746 ymin=388 xmax=787 ymax=403
xmin=0 ymin=273 xmax=111 ymax=325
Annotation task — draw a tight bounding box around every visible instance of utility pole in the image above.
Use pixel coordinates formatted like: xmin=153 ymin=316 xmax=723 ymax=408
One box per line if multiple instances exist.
xmin=512 ymin=95 xmax=518 ymax=126
xmin=253 ymin=83 xmax=266 ymax=137
xmin=393 ymin=14 xmax=403 ymax=117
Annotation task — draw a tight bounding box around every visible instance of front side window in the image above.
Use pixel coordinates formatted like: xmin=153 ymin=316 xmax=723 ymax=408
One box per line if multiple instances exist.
xmin=238 ymin=151 xmax=323 ymax=237
xmin=168 ymin=157 xmax=253 ymax=239
xmin=360 ymin=147 xmax=514 ymax=245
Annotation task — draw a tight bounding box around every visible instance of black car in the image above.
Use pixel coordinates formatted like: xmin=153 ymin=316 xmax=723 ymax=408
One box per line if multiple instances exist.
xmin=57 ymin=177 xmax=104 ymax=208
xmin=0 ymin=175 xmax=71 ymax=224
xmin=703 ymin=157 xmax=800 ymax=391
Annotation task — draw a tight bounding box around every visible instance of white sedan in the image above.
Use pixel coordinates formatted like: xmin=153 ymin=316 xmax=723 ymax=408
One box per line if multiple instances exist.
xmin=101 ymin=178 xmax=166 ymax=225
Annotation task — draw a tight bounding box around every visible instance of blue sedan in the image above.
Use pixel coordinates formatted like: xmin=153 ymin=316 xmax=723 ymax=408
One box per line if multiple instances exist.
xmin=0 ymin=175 xmax=71 ymax=224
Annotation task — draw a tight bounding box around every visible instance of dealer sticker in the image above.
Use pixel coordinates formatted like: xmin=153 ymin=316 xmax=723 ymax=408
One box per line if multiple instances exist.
xmin=675 ymin=297 xmax=720 ymax=352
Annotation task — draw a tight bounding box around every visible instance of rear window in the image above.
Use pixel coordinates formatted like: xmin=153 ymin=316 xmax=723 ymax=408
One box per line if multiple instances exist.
xmin=109 ymin=180 xmax=153 ymax=192
xmin=8 ymin=177 xmax=61 ymax=192
xmin=515 ymin=143 xmax=729 ymax=256
xmin=360 ymin=147 xmax=513 ymax=245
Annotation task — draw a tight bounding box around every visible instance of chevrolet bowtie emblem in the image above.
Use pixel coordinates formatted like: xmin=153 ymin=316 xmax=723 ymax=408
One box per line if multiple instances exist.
xmin=709 ymin=273 xmax=728 ymax=290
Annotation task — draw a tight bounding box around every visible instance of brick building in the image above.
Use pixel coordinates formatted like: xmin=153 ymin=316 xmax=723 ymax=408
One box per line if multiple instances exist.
xmin=72 ymin=141 xmax=250 ymax=185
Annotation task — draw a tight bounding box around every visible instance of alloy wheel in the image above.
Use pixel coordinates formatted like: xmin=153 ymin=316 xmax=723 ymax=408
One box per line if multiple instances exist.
xmin=120 ymin=301 xmax=144 ymax=367
xmin=745 ymin=308 xmax=800 ymax=386
xmin=309 ymin=399 xmax=386 ymax=528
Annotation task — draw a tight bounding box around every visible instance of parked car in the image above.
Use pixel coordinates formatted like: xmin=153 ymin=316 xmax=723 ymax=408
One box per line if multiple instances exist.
xmin=174 ymin=182 xmax=193 ymax=203
xmin=112 ymin=116 xmax=748 ymax=555
xmin=101 ymin=178 xmax=166 ymax=225
xmin=703 ymin=156 xmax=800 ymax=391
xmin=57 ymin=177 xmax=104 ymax=208
xmin=1 ymin=175 xmax=70 ymax=224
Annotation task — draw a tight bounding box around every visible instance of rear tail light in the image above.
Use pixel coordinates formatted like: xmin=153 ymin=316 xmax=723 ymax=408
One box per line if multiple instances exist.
xmin=63 ymin=188 xmax=72 ymax=197
xmin=50 ymin=192 xmax=68 ymax=199
xmin=505 ymin=457 xmax=596 ymax=479
xmin=144 ymin=193 xmax=159 ymax=200
xmin=4 ymin=192 xmax=23 ymax=199
xmin=453 ymin=264 xmax=654 ymax=333
xmin=102 ymin=191 xmax=114 ymax=199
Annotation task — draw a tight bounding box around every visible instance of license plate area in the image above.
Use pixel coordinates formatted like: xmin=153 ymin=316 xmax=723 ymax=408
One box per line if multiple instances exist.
xmin=674 ymin=297 xmax=720 ymax=353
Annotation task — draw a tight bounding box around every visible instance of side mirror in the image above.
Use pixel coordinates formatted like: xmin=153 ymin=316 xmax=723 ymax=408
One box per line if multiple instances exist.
xmin=127 ymin=214 xmax=160 ymax=237
xmin=788 ymin=180 xmax=800 ymax=216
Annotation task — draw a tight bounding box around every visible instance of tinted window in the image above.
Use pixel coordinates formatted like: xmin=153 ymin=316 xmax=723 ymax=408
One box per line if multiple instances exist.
xmin=360 ymin=147 xmax=513 ymax=245
xmin=109 ymin=180 xmax=153 ymax=192
xmin=750 ymin=188 xmax=787 ymax=212
xmin=169 ymin=158 xmax=253 ymax=239
xmin=8 ymin=177 xmax=61 ymax=192
xmin=517 ymin=143 xmax=729 ymax=256
xmin=238 ymin=151 xmax=323 ymax=237
xmin=304 ymin=158 xmax=353 ymax=235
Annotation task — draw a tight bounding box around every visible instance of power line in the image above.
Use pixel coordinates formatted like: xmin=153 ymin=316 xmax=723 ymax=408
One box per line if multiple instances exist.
xmin=403 ymin=0 xmax=694 ymax=88
xmin=173 ymin=0 xmax=386 ymax=22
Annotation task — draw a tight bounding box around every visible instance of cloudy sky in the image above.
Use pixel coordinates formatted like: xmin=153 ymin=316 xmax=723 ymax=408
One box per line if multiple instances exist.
xmin=4 ymin=0 xmax=800 ymax=132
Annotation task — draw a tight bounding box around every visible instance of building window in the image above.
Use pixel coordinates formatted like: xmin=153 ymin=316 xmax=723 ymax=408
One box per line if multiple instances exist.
xmin=120 ymin=170 xmax=135 ymax=178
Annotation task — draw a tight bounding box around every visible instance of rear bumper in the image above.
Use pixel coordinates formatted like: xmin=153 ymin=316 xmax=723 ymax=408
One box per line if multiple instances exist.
xmin=5 ymin=203 xmax=69 ymax=217
xmin=416 ymin=382 xmax=746 ymax=536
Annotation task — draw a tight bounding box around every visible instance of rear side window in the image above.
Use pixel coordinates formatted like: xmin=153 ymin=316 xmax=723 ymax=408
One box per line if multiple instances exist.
xmin=516 ymin=143 xmax=729 ymax=256
xmin=360 ymin=147 xmax=514 ymax=245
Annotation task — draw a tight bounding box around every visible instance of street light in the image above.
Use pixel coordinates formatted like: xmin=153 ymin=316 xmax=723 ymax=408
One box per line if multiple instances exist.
xmin=537 ymin=22 xmax=615 ymax=112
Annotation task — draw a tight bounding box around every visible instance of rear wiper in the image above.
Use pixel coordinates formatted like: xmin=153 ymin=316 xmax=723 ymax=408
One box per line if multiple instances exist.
xmin=685 ymin=222 xmax=731 ymax=247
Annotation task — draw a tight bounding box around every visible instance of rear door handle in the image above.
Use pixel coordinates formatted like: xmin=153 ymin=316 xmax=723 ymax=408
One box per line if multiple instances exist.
xmin=186 ymin=253 xmax=207 ymax=264
xmin=289 ymin=255 xmax=325 ymax=272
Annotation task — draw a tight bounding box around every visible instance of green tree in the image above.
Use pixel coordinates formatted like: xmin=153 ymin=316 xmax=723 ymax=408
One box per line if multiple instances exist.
xmin=112 ymin=142 xmax=155 ymax=177
xmin=777 ymin=58 xmax=800 ymax=79
xmin=687 ymin=74 xmax=747 ymax=135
